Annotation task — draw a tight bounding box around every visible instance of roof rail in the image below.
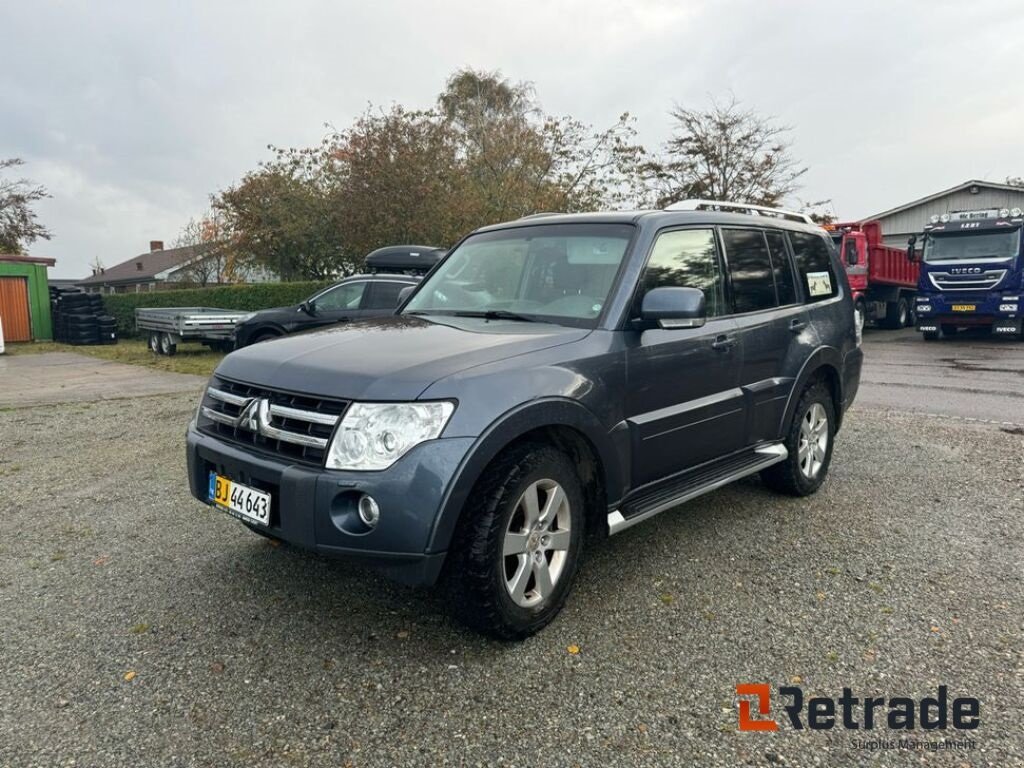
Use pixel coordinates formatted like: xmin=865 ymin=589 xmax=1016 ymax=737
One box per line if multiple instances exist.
xmin=517 ymin=212 xmax=562 ymax=220
xmin=665 ymin=199 xmax=814 ymax=225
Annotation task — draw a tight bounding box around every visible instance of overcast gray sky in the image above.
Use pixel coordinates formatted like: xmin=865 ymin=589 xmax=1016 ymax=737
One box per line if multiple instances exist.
xmin=4 ymin=0 xmax=1023 ymax=278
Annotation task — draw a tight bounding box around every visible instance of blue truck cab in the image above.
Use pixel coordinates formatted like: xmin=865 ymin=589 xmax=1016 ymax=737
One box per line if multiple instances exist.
xmin=913 ymin=207 xmax=1024 ymax=340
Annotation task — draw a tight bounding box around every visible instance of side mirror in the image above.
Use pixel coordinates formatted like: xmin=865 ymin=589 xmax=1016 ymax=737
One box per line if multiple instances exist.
xmin=906 ymin=235 xmax=918 ymax=263
xmin=846 ymin=244 xmax=858 ymax=267
xmin=300 ymin=301 xmax=316 ymax=316
xmin=639 ymin=287 xmax=706 ymax=329
xmin=397 ymin=285 xmax=415 ymax=306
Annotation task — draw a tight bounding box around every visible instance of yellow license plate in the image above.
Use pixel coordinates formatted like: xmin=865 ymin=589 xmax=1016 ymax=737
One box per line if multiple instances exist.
xmin=951 ymin=304 xmax=976 ymax=312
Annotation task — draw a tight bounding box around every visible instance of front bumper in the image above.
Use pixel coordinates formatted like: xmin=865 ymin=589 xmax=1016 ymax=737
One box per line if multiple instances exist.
xmin=186 ymin=426 xmax=475 ymax=585
xmin=915 ymin=291 xmax=1020 ymax=331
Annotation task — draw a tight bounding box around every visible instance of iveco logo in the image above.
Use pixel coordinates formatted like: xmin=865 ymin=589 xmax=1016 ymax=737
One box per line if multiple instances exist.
xmin=238 ymin=397 xmax=270 ymax=433
xmin=949 ymin=267 xmax=982 ymax=275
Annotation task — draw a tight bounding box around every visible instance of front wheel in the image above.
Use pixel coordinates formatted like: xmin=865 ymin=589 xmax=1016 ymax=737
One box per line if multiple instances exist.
xmin=761 ymin=381 xmax=836 ymax=497
xmin=446 ymin=443 xmax=585 ymax=640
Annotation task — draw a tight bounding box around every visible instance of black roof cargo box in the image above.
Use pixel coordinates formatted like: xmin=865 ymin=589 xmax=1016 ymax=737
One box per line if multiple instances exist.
xmin=365 ymin=245 xmax=446 ymax=275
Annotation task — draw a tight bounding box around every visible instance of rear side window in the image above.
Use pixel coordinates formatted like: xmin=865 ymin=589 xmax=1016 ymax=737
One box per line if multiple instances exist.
xmin=789 ymin=231 xmax=839 ymax=302
xmin=721 ymin=229 xmax=776 ymax=313
xmin=365 ymin=281 xmax=408 ymax=309
xmin=641 ymin=229 xmax=726 ymax=317
xmin=316 ymin=281 xmax=366 ymax=311
xmin=764 ymin=230 xmax=797 ymax=306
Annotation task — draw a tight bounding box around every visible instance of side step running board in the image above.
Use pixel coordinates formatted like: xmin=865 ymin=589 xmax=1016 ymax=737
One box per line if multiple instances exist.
xmin=607 ymin=443 xmax=787 ymax=535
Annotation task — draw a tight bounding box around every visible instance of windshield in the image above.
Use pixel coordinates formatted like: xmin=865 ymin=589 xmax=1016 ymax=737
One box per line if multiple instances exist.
xmin=924 ymin=229 xmax=1021 ymax=262
xmin=402 ymin=223 xmax=635 ymax=326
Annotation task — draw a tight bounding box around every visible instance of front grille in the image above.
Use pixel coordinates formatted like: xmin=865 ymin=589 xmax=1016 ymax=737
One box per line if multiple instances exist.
xmin=929 ymin=269 xmax=1006 ymax=291
xmin=199 ymin=376 xmax=349 ymax=465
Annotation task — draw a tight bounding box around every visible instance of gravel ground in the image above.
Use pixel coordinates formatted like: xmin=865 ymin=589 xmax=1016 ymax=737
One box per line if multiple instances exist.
xmin=0 ymin=393 xmax=1022 ymax=767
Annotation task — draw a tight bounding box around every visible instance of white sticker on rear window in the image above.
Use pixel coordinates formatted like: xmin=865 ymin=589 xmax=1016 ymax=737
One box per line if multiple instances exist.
xmin=806 ymin=271 xmax=832 ymax=297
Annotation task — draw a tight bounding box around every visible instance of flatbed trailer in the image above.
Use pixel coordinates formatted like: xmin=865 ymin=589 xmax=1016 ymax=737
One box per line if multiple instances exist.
xmin=135 ymin=307 xmax=247 ymax=356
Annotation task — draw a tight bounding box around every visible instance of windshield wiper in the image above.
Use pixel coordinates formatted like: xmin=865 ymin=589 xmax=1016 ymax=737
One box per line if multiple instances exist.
xmin=452 ymin=309 xmax=539 ymax=323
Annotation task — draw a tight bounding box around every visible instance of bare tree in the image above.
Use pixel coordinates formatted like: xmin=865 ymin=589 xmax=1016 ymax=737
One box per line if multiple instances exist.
xmin=644 ymin=96 xmax=806 ymax=208
xmin=0 ymin=158 xmax=52 ymax=253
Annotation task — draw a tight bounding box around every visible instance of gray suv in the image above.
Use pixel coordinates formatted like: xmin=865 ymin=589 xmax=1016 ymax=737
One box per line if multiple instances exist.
xmin=186 ymin=201 xmax=863 ymax=639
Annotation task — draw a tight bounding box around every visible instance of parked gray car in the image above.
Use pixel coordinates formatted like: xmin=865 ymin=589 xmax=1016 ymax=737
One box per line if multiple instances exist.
xmin=186 ymin=201 xmax=863 ymax=638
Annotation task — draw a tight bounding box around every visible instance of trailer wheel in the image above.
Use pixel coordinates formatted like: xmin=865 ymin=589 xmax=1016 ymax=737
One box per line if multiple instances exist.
xmin=159 ymin=332 xmax=177 ymax=356
xmin=149 ymin=332 xmax=161 ymax=354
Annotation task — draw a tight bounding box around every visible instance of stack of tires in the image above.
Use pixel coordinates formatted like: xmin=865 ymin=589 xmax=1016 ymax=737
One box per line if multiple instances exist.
xmin=49 ymin=288 xmax=118 ymax=346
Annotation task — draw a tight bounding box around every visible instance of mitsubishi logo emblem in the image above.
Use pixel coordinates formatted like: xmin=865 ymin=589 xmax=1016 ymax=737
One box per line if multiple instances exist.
xmin=237 ymin=397 xmax=269 ymax=433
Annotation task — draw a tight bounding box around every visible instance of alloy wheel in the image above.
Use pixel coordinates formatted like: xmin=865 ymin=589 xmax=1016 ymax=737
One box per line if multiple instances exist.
xmin=502 ymin=479 xmax=572 ymax=608
xmin=797 ymin=403 xmax=829 ymax=479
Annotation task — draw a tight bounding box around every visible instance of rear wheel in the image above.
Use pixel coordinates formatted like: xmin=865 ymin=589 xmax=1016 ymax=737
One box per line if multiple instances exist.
xmin=148 ymin=332 xmax=161 ymax=354
xmin=446 ymin=443 xmax=585 ymax=640
xmin=159 ymin=332 xmax=177 ymax=356
xmin=761 ymin=381 xmax=836 ymax=497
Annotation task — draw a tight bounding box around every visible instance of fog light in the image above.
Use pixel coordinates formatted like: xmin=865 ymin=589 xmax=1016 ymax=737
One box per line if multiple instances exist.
xmin=357 ymin=494 xmax=380 ymax=528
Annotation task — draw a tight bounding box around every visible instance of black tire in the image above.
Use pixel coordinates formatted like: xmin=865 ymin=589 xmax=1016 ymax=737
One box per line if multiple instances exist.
xmin=940 ymin=324 xmax=959 ymax=337
xmin=159 ymin=333 xmax=177 ymax=356
xmin=897 ymin=297 xmax=911 ymax=328
xmin=252 ymin=330 xmax=282 ymax=344
xmin=149 ymin=332 xmax=161 ymax=354
xmin=446 ymin=442 xmax=586 ymax=640
xmin=760 ymin=380 xmax=836 ymax=497
xmin=881 ymin=300 xmax=903 ymax=329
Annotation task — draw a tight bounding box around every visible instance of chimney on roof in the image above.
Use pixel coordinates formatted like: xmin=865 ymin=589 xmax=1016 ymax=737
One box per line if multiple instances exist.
xmin=150 ymin=240 xmax=164 ymax=252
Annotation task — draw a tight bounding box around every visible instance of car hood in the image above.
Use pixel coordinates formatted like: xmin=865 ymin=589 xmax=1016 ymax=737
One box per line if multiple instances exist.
xmin=215 ymin=315 xmax=591 ymax=401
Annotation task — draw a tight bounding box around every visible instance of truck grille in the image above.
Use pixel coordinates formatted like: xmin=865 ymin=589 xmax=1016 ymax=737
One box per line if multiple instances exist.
xmin=198 ymin=376 xmax=349 ymax=465
xmin=928 ymin=269 xmax=1007 ymax=291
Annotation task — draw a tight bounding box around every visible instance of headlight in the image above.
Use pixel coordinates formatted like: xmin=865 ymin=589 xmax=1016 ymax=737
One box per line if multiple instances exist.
xmin=326 ymin=401 xmax=455 ymax=471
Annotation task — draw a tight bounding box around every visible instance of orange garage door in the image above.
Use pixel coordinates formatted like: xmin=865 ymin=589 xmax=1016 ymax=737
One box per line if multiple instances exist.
xmin=0 ymin=277 xmax=32 ymax=342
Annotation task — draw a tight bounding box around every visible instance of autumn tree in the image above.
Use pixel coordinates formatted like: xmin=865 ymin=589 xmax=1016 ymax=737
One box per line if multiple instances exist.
xmin=0 ymin=158 xmax=52 ymax=253
xmin=173 ymin=211 xmax=235 ymax=286
xmin=644 ymin=97 xmax=806 ymax=208
xmin=215 ymin=164 xmax=345 ymax=281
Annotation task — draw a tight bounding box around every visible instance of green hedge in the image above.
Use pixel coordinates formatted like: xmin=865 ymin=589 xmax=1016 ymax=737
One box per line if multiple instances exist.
xmin=102 ymin=281 xmax=332 ymax=337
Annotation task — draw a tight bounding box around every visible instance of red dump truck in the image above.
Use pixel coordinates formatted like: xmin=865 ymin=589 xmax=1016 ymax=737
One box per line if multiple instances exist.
xmin=828 ymin=220 xmax=920 ymax=331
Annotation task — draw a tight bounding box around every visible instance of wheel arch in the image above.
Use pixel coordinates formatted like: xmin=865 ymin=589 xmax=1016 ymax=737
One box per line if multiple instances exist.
xmin=426 ymin=398 xmax=622 ymax=554
xmin=778 ymin=347 xmax=845 ymax=436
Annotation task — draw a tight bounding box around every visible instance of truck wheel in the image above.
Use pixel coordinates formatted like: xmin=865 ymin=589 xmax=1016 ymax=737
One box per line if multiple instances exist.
xmin=159 ymin=332 xmax=177 ymax=356
xmin=897 ymin=298 xmax=911 ymax=327
xmin=761 ymin=380 xmax=835 ymax=497
xmin=881 ymin=300 xmax=903 ymax=329
xmin=446 ymin=442 xmax=585 ymax=640
xmin=854 ymin=300 xmax=866 ymax=334
xmin=940 ymin=324 xmax=959 ymax=337
xmin=149 ymin=332 xmax=161 ymax=354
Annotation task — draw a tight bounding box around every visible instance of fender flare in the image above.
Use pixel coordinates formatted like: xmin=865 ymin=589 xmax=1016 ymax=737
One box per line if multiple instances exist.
xmin=425 ymin=397 xmax=624 ymax=553
xmin=778 ymin=345 xmax=846 ymax=435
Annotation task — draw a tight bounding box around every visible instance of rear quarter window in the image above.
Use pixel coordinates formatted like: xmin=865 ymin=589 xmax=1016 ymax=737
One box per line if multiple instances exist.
xmin=788 ymin=231 xmax=839 ymax=302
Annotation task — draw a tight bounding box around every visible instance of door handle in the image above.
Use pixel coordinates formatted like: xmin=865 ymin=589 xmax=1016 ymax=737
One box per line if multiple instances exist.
xmin=789 ymin=318 xmax=807 ymax=333
xmin=711 ymin=334 xmax=736 ymax=351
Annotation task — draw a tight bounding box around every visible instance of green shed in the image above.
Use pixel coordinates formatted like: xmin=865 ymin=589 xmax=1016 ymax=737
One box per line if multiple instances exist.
xmin=0 ymin=254 xmax=55 ymax=342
